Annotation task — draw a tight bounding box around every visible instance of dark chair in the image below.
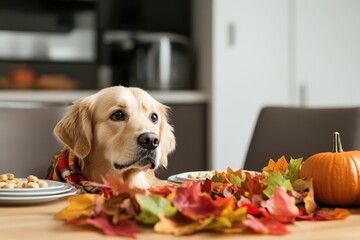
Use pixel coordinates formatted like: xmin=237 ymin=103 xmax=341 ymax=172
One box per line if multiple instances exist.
xmin=244 ymin=106 xmax=360 ymax=172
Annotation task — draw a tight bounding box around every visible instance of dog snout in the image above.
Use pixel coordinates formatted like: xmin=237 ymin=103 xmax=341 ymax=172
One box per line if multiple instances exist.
xmin=137 ymin=132 xmax=159 ymax=150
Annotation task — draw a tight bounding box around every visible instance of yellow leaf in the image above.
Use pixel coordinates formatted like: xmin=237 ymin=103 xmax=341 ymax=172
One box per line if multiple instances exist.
xmin=220 ymin=205 xmax=247 ymax=223
xmin=205 ymin=206 xmax=247 ymax=232
xmin=154 ymin=214 xmax=212 ymax=236
xmin=304 ymin=180 xmax=317 ymax=214
xmin=54 ymin=193 xmax=104 ymax=221
xmin=262 ymin=159 xmax=276 ymax=172
xmin=263 ymin=156 xmax=288 ymax=174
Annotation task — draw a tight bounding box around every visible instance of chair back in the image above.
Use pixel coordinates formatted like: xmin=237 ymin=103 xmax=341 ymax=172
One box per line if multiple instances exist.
xmin=0 ymin=102 xmax=67 ymax=177
xmin=244 ymin=106 xmax=360 ymax=171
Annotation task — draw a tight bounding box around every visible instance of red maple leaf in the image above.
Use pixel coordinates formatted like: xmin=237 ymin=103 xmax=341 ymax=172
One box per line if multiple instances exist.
xmin=243 ymin=215 xmax=289 ymax=235
xmin=263 ymin=187 xmax=299 ymax=223
xmin=238 ymin=173 xmax=267 ymax=199
xmin=87 ymin=215 xmax=142 ymax=238
xmin=149 ymin=184 xmax=177 ymax=197
xmin=237 ymin=197 xmax=260 ymax=215
xmin=172 ymin=182 xmax=221 ymax=220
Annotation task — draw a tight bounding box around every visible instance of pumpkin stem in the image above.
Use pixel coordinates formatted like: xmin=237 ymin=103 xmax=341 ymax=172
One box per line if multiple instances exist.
xmin=332 ymin=132 xmax=343 ymax=152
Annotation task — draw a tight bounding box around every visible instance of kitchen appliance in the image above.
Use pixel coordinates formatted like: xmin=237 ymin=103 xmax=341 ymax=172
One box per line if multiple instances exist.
xmin=102 ymin=31 xmax=194 ymax=90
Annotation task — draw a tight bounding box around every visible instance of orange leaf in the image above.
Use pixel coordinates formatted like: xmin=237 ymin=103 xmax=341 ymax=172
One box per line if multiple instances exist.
xmin=303 ymin=180 xmax=317 ymax=214
xmin=263 ymin=156 xmax=288 ymax=174
xmin=154 ymin=214 xmax=212 ymax=236
xmin=334 ymin=208 xmax=351 ymax=220
xmin=315 ymin=208 xmax=351 ymax=220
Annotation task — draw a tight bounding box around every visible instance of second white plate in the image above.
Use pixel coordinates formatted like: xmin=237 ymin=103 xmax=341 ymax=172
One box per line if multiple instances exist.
xmin=0 ymin=183 xmax=73 ymax=197
xmin=0 ymin=188 xmax=78 ymax=205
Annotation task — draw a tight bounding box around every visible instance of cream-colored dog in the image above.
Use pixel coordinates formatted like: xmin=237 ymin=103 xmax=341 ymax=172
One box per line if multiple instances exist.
xmin=53 ymin=86 xmax=175 ymax=189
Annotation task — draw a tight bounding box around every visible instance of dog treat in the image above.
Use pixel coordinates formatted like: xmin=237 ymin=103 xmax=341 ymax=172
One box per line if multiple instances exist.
xmin=0 ymin=174 xmax=8 ymax=182
xmin=6 ymin=173 xmax=14 ymax=180
xmin=187 ymin=169 xmax=253 ymax=180
xmin=26 ymin=182 xmax=40 ymax=188
xmin=27 ymin=175 xmax=38 ymax=182
xmin=2 ymin=183 xmax=15 ymax=189
xmin=0 ymin=173 xmax=48 ymax=189
xmin=38 ymin=180 xmax=49 ymax=188
xmin=187 ymin=170 xmax=218 ymax=180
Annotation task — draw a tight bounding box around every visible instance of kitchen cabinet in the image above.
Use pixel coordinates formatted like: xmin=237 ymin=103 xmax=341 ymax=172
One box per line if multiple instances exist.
xmin=194 ymin=0 xmax=360 ymax=171
xmin=193 ymin=0 xmax=290 ymax=170
xmin=293 ymin=0 xmax=360 ymax=107
xmin=157 ymin=104 xmax=207 ymax=179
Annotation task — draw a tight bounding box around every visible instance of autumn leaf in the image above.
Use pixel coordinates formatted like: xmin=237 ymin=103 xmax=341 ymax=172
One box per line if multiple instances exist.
xmin=264 ymin=187 xmax=299 ymax=223
xmin=211 ymin=174 xmax=224 ymax=183
xmin=102 ymin=194 xmax=140 ymax=224
xmin=135 ymin=194 xmax=177 ymax=224
xmin=104 ymin=175 xmax=145 ymax=196
xmin=172 ymin=182 xmax=221 ymax=220
xmin=263 ymin=156 xmax=288 ymax=174
xmin=263 ymin=171 xmax=293 ymax=198
xmin=205 ymin=205 xmax=247 ymax=233
xmin=154 ymin=214 xmax=213 ymax=236
xmin=314 ymin=208 xmax=351 ymax=220
xmin=87 ymin=215 xmax=142 ymax=238
xmin=303 ymin=180 xmax=317 ymax=214
xmin=286 ymin=157 xmax=303 ymax=182
xmin=226 ymin=167 xmax=246 ymax=180
xmin=238 ymin=172 xmax=267 ymax=199
xmin=148 ymin=184 xmax=177 ymax=197
xmin=228 ymin=173 xmax=242 ymax=187
xmin=243 ymin=215 xmax=289 ymax=235
xmin=55 ymin=194 xmax=104 ymax=221
xmin=237 ymin=197 xmax=260 ymax=215
xmin=211 ymin=182 xmax=230 ymax=195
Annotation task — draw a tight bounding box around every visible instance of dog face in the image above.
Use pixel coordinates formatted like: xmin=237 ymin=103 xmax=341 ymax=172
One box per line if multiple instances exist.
xmin=54 ymin=86 xmax=175 ymax=187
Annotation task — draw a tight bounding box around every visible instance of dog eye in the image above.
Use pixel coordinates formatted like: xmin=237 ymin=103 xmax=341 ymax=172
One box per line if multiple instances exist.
xmin=150 ymin=113 xmax=158 ymax=123
xmin=110 ymin=111 xmax=126 ymax=121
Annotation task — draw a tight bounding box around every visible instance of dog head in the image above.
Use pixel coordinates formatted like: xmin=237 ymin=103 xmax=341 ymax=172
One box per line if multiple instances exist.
xmin=54 ymin=86 xmax=176 ymax=183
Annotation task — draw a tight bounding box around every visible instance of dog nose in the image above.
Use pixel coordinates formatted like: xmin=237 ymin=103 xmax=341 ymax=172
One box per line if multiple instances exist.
xmin=137 ymin=132 xmax=159 ymax=150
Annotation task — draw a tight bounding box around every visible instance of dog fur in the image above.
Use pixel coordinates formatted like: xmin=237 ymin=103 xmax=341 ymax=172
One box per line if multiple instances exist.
xmin=54 ymin=86 xmax=176 ymax=188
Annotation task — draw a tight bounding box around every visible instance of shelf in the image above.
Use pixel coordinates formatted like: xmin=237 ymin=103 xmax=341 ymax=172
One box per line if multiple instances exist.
xmin=0 ymin=89 xmax=209 ymax=105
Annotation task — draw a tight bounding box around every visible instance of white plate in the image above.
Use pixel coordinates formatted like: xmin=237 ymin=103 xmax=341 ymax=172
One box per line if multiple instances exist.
xmin=167 ymin=175 xmax=182 ymax=184
xmin=0 ymin=188 xmax=78 ymax=205
xmin=0 ymin=183 xmax=73 ymax=197
xmin=175 ymin=171 xmax=216 ymax=182
xmin=175 ymin=170 xmax=260 ymax=182
xmin=0 ymin=179 xmax=64 ymax=192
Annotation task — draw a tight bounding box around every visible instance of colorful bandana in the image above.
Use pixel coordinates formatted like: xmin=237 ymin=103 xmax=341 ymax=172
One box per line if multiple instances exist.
xmin=45 ymin=147 xmax=99 ymax=193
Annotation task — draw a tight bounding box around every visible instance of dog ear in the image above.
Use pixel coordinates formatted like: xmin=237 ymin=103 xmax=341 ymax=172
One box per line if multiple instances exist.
xmin=54 ymin=99 xmax=93 ymax=159
xmin=159 ymin=105 xmax=176 ymax=167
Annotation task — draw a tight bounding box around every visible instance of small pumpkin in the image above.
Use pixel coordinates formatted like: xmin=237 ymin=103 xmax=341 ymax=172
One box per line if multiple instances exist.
xmin=300 ymin=132 xmax=360 ymax=207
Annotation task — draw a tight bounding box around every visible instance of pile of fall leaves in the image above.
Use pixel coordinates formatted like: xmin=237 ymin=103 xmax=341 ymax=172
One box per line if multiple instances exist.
xmin=55 ymin=157 xmax=350 ymax=238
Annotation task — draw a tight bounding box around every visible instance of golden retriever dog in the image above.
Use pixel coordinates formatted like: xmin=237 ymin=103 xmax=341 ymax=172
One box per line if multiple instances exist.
xmin=50 ymin=86 xmax=175 ymax=189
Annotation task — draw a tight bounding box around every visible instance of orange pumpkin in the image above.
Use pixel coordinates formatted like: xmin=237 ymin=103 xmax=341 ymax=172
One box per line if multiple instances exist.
xmin=300 ymin=132 xmax=360 ymax=207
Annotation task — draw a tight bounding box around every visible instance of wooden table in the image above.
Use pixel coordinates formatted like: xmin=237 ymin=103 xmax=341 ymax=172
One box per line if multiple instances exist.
xmin=1 ymin=199 xmax=360 ymax=240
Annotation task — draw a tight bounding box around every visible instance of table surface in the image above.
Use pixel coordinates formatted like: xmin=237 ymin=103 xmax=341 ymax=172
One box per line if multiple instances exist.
xmin=1 ymin=199 xmax=360 ymax=240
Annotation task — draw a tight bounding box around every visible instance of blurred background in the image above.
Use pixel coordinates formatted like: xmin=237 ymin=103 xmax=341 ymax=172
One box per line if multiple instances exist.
xmin=1 ymin=0 xmax=360 ymax=178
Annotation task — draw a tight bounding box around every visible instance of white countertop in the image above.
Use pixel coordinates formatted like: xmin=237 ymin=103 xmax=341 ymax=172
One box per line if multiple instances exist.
xmin=0 ymin=90 xmax=208 ymax=105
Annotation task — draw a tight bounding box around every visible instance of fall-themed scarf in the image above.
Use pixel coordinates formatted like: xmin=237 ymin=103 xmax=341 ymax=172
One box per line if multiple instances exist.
xmin=45 ymin=147 xmax=99 ymax=193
